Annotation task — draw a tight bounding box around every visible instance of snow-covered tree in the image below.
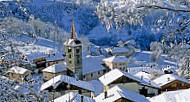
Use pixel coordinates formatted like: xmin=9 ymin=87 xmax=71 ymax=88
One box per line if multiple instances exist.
xmin=150 ymin=42 xmax=163 ymax=62
xmin=178 ymin=57 xmax=190 ymax=79
xmin=96 ymin=0 xmax=190 ymax=30
xmin=0 ymin=75 xmax=49 ymax=102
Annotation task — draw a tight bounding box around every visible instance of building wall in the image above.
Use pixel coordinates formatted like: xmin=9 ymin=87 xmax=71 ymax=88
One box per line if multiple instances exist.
xmin=83 ymin=70 xmax=105 ymax=81
xmin=43 ymin=71 xmax=67 ymax=81
xmin=46 ymin=60 xmax=64 ymax=67
xmin=104 ymin=61 xmax=127 ymax=72
xmin=161 ymin=80 xmax=190 ymax=92
xmin=9 ymin=71 xmax=31 ymax=83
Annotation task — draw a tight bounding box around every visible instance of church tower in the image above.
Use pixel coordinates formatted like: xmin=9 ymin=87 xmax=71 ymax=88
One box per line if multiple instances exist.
xmin=64 ymin=20 xmax=83 ymax=80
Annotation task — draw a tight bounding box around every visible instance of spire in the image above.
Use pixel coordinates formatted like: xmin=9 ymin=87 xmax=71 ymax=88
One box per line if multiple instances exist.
xmin=70 ymin=19 xmax=76 ymax=39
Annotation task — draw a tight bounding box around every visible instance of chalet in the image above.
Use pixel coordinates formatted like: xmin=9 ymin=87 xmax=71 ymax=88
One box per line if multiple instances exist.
xmin=153 ymin=74 xmax=190 ymax=92
xmin=42 ymin=62 xmax=67 ymax=81
xmin=103 ymin=56 xmax=127 ymax=71
xmin=95 ymin=85 xmax=149 ymax=102
xmin=54 ymin=92 xmax=95 ymax=102
xmin=8 ymin=66 xmax=32 ymax=83
xmin=45 ymin=53 xmax=64 ymax=67
xmin=82 ymin=55 xmax=106 ymax=81
xmin=40 ymin=75 xmax=94 ymax=98
xmin=99 ymin=69 xmax=160 ymax=97
xmin=26 ymin=53 xmax=48 ymax=68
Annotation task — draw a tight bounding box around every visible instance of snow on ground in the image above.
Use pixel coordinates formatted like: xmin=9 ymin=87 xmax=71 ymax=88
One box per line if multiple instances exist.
xmin=128 ymin=51 xmax=177 ymax=74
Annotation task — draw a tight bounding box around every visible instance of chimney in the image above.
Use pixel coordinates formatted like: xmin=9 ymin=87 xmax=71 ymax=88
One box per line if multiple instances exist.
xmin=104 ymin=91 xmax=108 ymax=99
xmin=168 ymin=78 xmax=170 ymax=81
xmin=81 ymin=95 xmax=84 ymax=102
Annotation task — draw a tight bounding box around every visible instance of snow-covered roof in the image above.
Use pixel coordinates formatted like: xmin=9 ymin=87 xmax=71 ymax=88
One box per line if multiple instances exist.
xmin=153 ymin=74 xmax=190 ymax=87
xmin=54 ymin=92 xmax=95 ymax=102
xmin=99 ymin=69 xmax=160 ymax=88
xmin=8 ymin=66 xmax=31 ymax=75
xmin=95 ymin=85 xmax=149 ymax=102
xmin=149 ymin=88 xmax=190 ymax=102
xmin=26 ymin=52 xmax=48 ymax=62
xmin=64 ymin=38 xmax=82 ymax=46
xmin=46 ymin=53 xmax=64 ymax=62
xmin=135 ymin=71 xmax=153 ymax=80
xmin=111 ymin=47 xmax=130 ymax=53
xmin=103 ymin=56 xmax=127 ymax=63
xmin=83 ymin=55 xmax=105 ymax=75
xmin=42 ymin=62 xmax=67 ymax=73
xmin=40 ymin=75 xmax=94 ymax=92
xmin=88 ymin=80 xmax=104 ymax=96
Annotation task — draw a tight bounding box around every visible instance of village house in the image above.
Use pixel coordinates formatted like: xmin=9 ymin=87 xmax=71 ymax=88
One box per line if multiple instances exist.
xmin=54 ymin=92 xmax=95 ymax=102
xmin=8 ymin=66 xmax=32 ymax=83
xmin=42 ymin=62 xmax=67 ymax=81
xmin=103 ymin=56 xmax=128 ymax=72
xmin=82 ymin=55 xmax=106 ymax=81
xmin=95 ymin=85 xmax=149 ymax=102
xmin=45 ymin=53 xmax=64 ymax=67
xmin=26 ymin=53 xmax=48 ymax=68
xmin=153 ymin=74 xmax=190 ymax=92
xmin=40 ymin=74 xmax=95 ymax=99
xmin=99 ymin=69 xmax=161 ymax=97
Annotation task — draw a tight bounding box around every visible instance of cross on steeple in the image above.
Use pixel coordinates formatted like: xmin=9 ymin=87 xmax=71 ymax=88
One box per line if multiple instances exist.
xmin=70 ymin=19 xmax=76 ymax=39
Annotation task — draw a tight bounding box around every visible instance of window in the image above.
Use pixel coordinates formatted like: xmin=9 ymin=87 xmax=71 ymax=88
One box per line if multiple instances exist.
xmin=91 ymin=73 xmax=93 ymax=77
xmin=68 ymin=49 xmax=72 ymax=53
xmin=83 ymin=75 xmax=86 ymax=79
xmin=76 ymin=49 xmax=80 ymax=53
xmin=98 ymin=71 xmax=100 ymax=75
xmin=77 ymin=60 xmax=80 ymax=64
xmin=69 ymin=55 xmax=71 ymax=58
xmin=69 ymin=61 xmax=72 ymax=64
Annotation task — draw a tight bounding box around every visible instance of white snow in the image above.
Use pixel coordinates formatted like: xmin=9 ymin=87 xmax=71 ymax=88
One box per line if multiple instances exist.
xmin=149 ymin=88 xmax=190 ymax=102
xmin=135 ymin=71 xmax=153 ymax=80
xmin=46 ymin=53 xmax=64 ymax=62
xmin=82 ymin=55 xmax=105 ymax=75
xmin=95 ymin=85 xmax=149 ymax=102
xmin=111 ymin=47 xmax=130 ymax=53
xmin=54 ymin=92 xmax=95 ymax=102
xmin=40 ymin=75 xmax=94 ymax=92
xmin=103 ymin=56 xmax=127 ymax=63
xmin=99 ymin=69 xmax=160 ymax=88
xmin=8 ymin=66 xmax=31 ymax=75
xmin=153 ymin=74 xmax=190 ymax=87
xmin=42 ymin=62 xmax=67 ymax=73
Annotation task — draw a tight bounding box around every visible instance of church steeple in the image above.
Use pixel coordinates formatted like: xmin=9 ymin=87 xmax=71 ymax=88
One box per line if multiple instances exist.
xmin=70 ymin=19 xmax=76 ymax=39
xmin=64 ymin=19 xmax=83 ymax=80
